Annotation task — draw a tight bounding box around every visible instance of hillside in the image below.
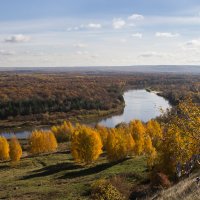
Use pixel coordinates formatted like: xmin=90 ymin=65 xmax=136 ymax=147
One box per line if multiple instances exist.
xmin=155 ymin=171 xmax=200 ymax=200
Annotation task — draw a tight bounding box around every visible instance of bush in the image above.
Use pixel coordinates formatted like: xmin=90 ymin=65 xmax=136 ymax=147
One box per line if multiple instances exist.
xmin=29 ymin=130 xmax=58 ymax=155
xmin=91 ymin=179 xmax=125 ymax=200
xmin=9 ymin=137 xmax=22 ymax=162
xmin=109 ymin=175 xmax=132 ymax=199
xmin=150 ymin=172 xmax=171 ymax=189
xmin=71 ymin=125 xmax=102 ymax=164
xmin=51 ymin=121 xmax=74 ymax=142
xmin=0 ymin=136 xmax=10 ymax=161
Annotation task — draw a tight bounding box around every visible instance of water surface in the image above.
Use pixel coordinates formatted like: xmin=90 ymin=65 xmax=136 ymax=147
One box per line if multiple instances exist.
xmin=98 ymin=89 xmax=170 ymax=127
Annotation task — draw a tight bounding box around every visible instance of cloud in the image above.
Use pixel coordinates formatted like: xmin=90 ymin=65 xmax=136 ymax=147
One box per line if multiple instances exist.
xmin=128 ymin=23 xmax=135 ymax=27
xmin=67 ymin=23 xmax=102 ymax=31
xmin=112 ymin=18 xmax=126 ymax=29
xmin=76 ymin=50 xmax=89 ymax=55
xmin=183 ymin=39 xmax=200 ymax=50
xmin=73 ymin=43 xmax=87 ymax=48
xmin=0 ymin=50 xmax=15 ymax=56
xmin=155 ymin=32 xmax=180 ymax=38
xmin=87 ymin=23 xmax=102 ymax=28
xmin=4 ymin=34 xmax=31 ymax=43
xmin=120 ymin=38 xmax=127 ymax=43
xmin=67 ymin=27 xmax=80 ymax=31
xmin=131 ymin=33 xmax=143 ymax=39
xmin=128 ymin=14 xmax=144 ymax=20
xmin=138 ymin=51 xmax=170 ymax=58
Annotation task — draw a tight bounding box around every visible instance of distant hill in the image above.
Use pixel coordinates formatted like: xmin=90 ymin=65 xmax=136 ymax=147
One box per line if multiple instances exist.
xmin=0 ymin=65 xmax=200 ymax=74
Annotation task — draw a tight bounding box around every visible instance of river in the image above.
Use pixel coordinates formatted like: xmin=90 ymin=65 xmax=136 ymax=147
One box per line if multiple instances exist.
xmin=1 ymin=89 xmax=171 ymax=139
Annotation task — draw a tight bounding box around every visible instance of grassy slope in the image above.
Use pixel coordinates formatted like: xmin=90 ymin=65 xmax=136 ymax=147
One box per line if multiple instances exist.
xmin=0 ymin=147 xmax=147 ymax=200
xmin=155 ymin=170 xmax=200 ymax=200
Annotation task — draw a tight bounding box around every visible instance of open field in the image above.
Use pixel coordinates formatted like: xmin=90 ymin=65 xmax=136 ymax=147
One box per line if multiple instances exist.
xmin=0 ymin=143 xmax=148 ymax=200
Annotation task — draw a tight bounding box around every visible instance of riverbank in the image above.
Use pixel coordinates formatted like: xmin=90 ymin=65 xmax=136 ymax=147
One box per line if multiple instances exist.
xmin=0 ymin=103 xmax=125 ymax=131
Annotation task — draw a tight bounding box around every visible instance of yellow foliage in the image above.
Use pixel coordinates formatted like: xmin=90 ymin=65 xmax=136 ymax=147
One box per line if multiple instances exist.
xmin=106 ymin=127 xmax=135 ymax=162
xmin=144 ymin=135 xmax=157 ymax=167
xmin=95 ymin=124 xmax=108 ymax=148
xmin=129 ymin=120 xmax=145 ymax=155
xmin=146 ymin=120 xmax=162 ymax=137
xmin=51 ymin=121 xmax=74 ymax=142
xmin=0 ymin=136 xmax=9 ymax=161
xmin=29 ymin=130 xmax=58 ymax=155
xmin=71 ymin=125 xmax=102 ymax=164
xmin=9 ymin=137 xmax=22 ymax=162
xmin=154 ymin=99 xmax=200 ymax=176
xmin=91 ymin=179 xmax=125 ymax=200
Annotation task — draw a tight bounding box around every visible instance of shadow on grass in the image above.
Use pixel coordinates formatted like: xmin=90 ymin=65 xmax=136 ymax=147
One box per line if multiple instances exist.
xmin=59 ymin=158 xmax=129 ymax=179
xmin=22 ymin=162 xmax=82 ymax=180
xmin=0 ymin=165 xmax=9 ymax=170
xmin=22 ymin=158 xmax=129 ymax=180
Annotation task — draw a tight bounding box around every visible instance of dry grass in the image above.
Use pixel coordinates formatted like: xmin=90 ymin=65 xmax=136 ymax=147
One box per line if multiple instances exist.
xmin=154 ymin=171 xmax=200 ymax=200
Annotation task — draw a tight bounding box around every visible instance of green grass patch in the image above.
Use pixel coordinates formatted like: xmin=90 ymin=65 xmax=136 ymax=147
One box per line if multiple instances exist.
xmin=0 ymin=150 xmax=147 ymax=200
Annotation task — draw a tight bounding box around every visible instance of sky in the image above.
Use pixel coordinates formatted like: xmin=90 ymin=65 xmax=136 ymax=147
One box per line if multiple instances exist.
xmin=0 ymin=0 xmax=200 ymax=67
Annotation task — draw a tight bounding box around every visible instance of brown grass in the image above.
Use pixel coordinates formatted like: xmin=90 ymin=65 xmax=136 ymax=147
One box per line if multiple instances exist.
xmin=154 ymin=171 xmax=200 ymax=200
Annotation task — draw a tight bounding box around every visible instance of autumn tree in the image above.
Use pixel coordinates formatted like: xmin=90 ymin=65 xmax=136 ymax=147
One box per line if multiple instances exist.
xmin=51 ymin=121 xmax=74 ymax=142
xmin=146 ymin=120 xmax=163 ymax=148
xmin=129 ymin=120 xmax=146 ymax=155
xmin=71 ymin=125 xmax=102 ymax=164
xmin=153 ymin=99 xmax=200 ymax=176
xmin=0 ymin=136 xmax=9 ymax=161
xmin=95 ymin=124 xmax=108 ymax=148
xmin=9 ymin=137 xmax=22 ymax=162
xmin=29 ymin=130 xmax=58 ymax=155
xmin=144 ymin=135 xmax=157 ymax=167
xmin=106 ymin=127 xmax=135 ymax=162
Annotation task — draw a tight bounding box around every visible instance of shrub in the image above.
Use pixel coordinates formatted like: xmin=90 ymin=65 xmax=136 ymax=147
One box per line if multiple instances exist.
xmin=29 ymin=130 xmax=58 ymax=155
xmin=91 ymin=179 xmax=125 ymax=200
xmin=0 ymin=136 xmax=10 ymax=161
xmin=51 ymin=121 xmax=74 ymax=142
xmin=71 ymin=125 xmax=102 ymax=164
xmin=150 ymin=172 xmax=171 ymax=189
xmin=109 ymin=175 xmax=132 ymax=199
xmin=9 ymin=137 xmax=22 ymax=162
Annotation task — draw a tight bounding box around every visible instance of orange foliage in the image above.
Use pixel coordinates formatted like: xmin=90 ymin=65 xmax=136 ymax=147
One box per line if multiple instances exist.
xmin=9 ymin=137 xmax=22 ymax=162
xmin=71 ymin=125 xmax=102 ymax=164
xmin=29 ymin=130 xmax=58 ymax=155
xmin=106 ymin=127 xmax=135 ymax=162
xmin=51 ymin=121 xmax=74 ymax=142
xmin=95 ymin=124 xmax=108 ymax=148
xmin=0 ymin=136 xmax=10 ymax=161
xmin=129 ymin=120 xmax=146 ymax=155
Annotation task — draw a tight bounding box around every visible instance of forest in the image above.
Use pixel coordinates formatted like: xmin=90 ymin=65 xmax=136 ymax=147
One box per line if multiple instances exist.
xmin=0 ymin=72 xmax=199 ymax=128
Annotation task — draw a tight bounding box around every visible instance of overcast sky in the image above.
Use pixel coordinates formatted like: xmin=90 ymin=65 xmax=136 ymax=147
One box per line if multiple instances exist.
xmin=0 ymin=0 xmax=200 ymax=67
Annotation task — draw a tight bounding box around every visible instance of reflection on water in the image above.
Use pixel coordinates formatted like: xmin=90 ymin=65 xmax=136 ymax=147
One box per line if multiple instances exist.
xmin=1 ymin=89 xmax=171 ymax=139
xmin=98 ymin=89 xmax=170 ymax=127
